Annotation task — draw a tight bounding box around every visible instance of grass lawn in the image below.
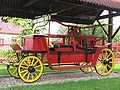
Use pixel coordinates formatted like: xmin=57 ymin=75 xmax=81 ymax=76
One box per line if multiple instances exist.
xmin=0 ymin=64 xmax=120 ymax=90
xmin=1 ymin=77 xmax=120 ymax=90
xmin=113 ymin=64 xmax=120 ymax=72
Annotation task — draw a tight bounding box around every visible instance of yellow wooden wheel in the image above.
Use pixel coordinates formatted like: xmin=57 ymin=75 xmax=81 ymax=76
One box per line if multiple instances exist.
xmin=7 ymin=55 xmax=20 ymax=78
xmin=18 ymin=56 xmax=43 ymax=83
xmin=80 ymin=62 xmax=94 ymax=73
xmin=95 ymin=48 xmax=115 ymax=76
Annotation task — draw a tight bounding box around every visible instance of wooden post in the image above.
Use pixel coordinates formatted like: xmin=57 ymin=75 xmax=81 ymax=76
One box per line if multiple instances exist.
xmin=108 ymin=11 xmax=113 ymax=49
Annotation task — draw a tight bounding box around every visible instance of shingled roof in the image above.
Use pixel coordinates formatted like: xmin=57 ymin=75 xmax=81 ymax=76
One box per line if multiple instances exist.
xmin=79 ymin=0 xmax=120 ymax=10
xmin=0 ymin=0 xmax=120 ymax=24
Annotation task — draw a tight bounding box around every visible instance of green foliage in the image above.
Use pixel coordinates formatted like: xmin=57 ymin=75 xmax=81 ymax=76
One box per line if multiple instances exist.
xmin=2 ymin=17 xmax=32 ymax=29
xmin=3 ymin=50 xmax=14 ymax=58
xmin=0 ymin=48 xmax=14 ymax=58
xmin=113 ymin=31 xmax=120 ymax=42
xmin=1 ymin=17 xmax=34 ymax=45
xmin=57 ymin=26 xmax=68 ymax=35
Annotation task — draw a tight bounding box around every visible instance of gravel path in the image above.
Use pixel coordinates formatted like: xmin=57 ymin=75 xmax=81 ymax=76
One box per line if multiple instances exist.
xmin=0 ymin=71 xmax=120 ymax=89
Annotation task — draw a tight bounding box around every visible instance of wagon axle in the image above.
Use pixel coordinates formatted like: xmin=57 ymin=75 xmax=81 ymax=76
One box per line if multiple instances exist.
xmin=28 ymin=66 xmax=35 ymax=73
xmin=103 ymin=60 xmax=109 ymax=65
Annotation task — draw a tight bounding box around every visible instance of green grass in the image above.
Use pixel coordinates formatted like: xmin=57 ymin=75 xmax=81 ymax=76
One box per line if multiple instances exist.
xmin=0 ymin=64 xmax=120 ymax=90
xmin=113 ymin=64 xmax=120 ymax=72
xmin=44 ymin=66 xmax=79 ymax=73
xmin=1 ymin=77 xmax=120 ymax=90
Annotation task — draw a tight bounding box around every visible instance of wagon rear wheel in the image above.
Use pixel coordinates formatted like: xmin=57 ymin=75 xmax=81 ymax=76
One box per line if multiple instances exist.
xmin=18 ymin=56 xmax=43 ymax=83
xmin=95 ymin=48 xmax=115 ymax=76
xmin=7 ymin=55 xmax=20 ymax=78
xmin=80 ymin=62 xmax=94 ymax=73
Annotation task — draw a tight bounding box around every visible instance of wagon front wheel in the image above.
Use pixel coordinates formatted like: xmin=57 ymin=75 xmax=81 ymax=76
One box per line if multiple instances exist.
xmin=95 ymin=48 xmax=115 ymax=76
xmin=18 ymin=56 xmax=43 ymax=83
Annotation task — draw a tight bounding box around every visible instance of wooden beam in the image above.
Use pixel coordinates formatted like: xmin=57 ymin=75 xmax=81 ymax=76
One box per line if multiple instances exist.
xmin=51 ymin=15 xmax=95 ymax=24
xmin=112 ymin=26 xmax=120 ymax=39
xmin=108 ymin=11 xmax=113 ymax=49
xmin=53 ymin=15 xmax=95 ymax=20
xmin=96 ymin=20 xmax=108 ymax=36
xmin=98 ymin=12 xmax=120 ymax=20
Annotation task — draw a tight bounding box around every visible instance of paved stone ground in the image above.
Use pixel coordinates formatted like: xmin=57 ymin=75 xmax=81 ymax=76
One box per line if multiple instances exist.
xmin=0 ymin=71 xmax=120 ymax=89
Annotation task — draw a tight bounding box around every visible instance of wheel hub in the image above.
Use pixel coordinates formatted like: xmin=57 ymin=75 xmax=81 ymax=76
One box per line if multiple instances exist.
xmin=103 ymin=60 xmax=108 ymax=65
xmin=28 ymin=66 xmax=35 ymax=73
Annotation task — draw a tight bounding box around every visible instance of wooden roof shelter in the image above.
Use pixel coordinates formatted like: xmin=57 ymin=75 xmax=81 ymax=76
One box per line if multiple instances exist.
xmin=0 ymin=0 xmax=120 ymax=49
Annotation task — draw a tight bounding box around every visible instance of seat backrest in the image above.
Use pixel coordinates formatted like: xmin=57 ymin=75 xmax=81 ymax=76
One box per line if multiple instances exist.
xmin=10 ymin=44 xmax=22 ymax=50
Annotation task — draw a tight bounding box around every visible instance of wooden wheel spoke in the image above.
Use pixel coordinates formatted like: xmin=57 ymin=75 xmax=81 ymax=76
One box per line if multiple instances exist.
xmin=98 ymin=57 xmax=102 ymax=61
xmin=107 ymin=64 xmax=112 ymax=69
xmin=107 ymin=57 xmax=113 ymax=61
xmin=23 ymin=71 xmax=28 ymax=77
xmin=31 ymin=73 xmax=34 ymax=80
xmin=31 ymin=58 xmax=35 ymax=66
xmin=35 ymin=69 xmax=41 ymax=72
xmin=105 ymin=66 xmax=109 ymax=72
xmin=20 ymin=70 xmax=28 ymax=74
xmin=27 ymin=73 xmax=30 ymax=80
xmin=102 ymin=51 xmax=105 ymax=59
xmin=108 ymin=61 xmax=113 ymax=64
xmin=27 ymin=58 xmax=31 ymax=66
xmin=106 ymin=52 xmax=111 ymax=59
xmin=33 ymin=60 xmax=39 ymax=67
xmin=35 ymin=65 xmax=41 ymax=68
xmin=105 ymin=51 xmax=108 ymax=58
xmin=20 ymin=65 xmax=27 ymax=69
xmin=12 ymin=68 xmax=17 ymax=75
xmin=34 ymin=72 xmax=38 ymax=77
xmin=23 ymin=61 xmax=29 ymax=67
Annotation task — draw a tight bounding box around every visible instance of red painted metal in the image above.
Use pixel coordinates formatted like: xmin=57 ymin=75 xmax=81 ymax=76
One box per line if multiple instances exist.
xmin=24 ymin=35 xmax=47 ymax=51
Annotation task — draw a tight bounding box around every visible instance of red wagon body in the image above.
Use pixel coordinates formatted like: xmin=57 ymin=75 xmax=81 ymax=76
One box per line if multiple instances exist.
xmin=8 ymin=21 xmax=115 ymax=83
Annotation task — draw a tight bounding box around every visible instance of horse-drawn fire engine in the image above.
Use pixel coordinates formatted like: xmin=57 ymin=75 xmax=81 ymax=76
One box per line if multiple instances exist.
xmin=7 ymin=21 xmax=115 ymax=83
